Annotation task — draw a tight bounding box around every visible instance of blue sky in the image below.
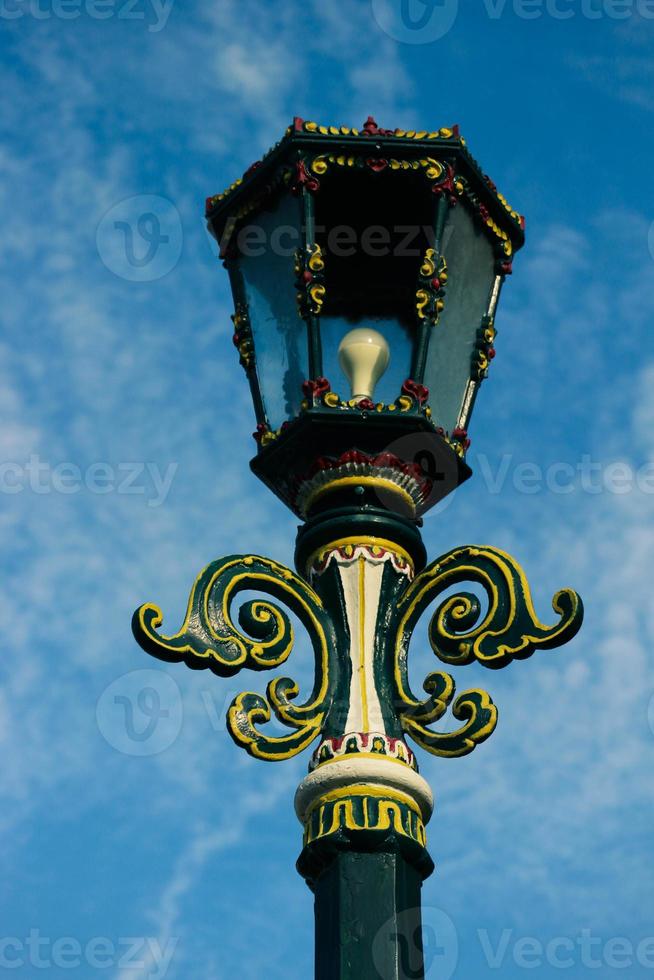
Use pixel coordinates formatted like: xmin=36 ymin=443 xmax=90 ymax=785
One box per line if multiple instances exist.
xmin=2 ymin=1 xmax=654 ymax=977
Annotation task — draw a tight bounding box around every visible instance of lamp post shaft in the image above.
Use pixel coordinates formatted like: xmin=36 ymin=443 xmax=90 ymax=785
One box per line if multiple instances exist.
xmin=293 ymin=507 xmax=434 ymax=978
xmin=133 ymin=496 xmax=582 ymax=978
xmin=313 ymin=851 xmax=426 ymax=980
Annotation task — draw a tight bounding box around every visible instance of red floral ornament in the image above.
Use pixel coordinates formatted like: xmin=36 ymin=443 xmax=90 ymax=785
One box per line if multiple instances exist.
xmin=339 ymin=450 xmax=368 ymax=467
xmin=361 ymin=116 xmax=395 ymax=137
xmin=402 ymin=379 xmax=429 ymax=405
xmin=451 ymin=427 xmax=471 ymax=451
xmin=302 ymin=377 xmax=331 ymax=399
xmin=292 ymin=160 xmax=320 ymax=195
xmin=366 ymin=158 xmax=388 ymax=173
xmin=432 ymin=163 xmax=458 ymax=206
xmin=373 ymin=452 xmax=398 ymax=469
xmin=253 ymin=423 xmax=269 ymax=443
xmin=301 ymin=450 xmax=435 ymax=500
xmin=356 ymin=398 xmax=375 ymax=410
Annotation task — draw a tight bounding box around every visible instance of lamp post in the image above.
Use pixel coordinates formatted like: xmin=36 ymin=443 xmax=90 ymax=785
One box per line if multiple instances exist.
xmin=133 ymin=117 xmax=583 ymax=980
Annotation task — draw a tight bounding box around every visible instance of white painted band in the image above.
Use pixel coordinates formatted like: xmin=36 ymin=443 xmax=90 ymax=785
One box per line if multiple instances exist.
xmin=294 ymin=755 xmax=434 ymax=824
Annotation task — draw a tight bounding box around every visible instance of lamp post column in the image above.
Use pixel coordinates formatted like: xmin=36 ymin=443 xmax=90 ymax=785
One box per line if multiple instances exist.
xmin=294 ymin=530 xmax=434 ymax=980
xmin=133 ymin=491 xmax=582 ymax=980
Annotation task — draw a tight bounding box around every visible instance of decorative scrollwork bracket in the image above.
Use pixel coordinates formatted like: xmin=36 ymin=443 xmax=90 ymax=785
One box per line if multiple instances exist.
xmin=133 ymin=543 xmax=583 ymax=765
xmin=133 ymin=537 xmax=583 ymax=888
xmin=392 ymin=544 xmax=583 ymax=757
xmin=133 ymin=555 xmax=338 ymax=761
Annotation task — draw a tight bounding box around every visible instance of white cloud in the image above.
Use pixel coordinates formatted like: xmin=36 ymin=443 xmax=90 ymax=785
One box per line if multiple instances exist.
xmin=413 ymin=214 xmax=654 ymax=928
xmin=111 ymin=762 xmax=303 ymax=980
xmin=2 ymin=5 xmax=653 ymax=969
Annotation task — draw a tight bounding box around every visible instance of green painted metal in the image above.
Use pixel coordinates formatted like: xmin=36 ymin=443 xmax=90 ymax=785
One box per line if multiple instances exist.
xmin=133 ymin=516 xmax=582 ymax=764
xmin=206 ymin=118 xmax=525 ymax=254
xmin=132 ymin=494 xmax=583 ymax=976
xmin=131 ymin=116 xmax=584 ymax=980
xmin=225 ymin=265 xmax=268 ymax=428
xmin=300 ymin=187 xmax=324 ymax=379
xmin=208 ymin=116 xmax=526 ymax=517
xmin=250 ymin=410 xmax=472 ymax=519
xmin=312 ymin=852 xmax=427 ymax=980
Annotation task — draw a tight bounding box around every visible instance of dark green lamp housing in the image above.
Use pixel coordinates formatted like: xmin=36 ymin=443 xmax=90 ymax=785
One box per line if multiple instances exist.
xmin=206 ymin=116 xmax=525 ymax=522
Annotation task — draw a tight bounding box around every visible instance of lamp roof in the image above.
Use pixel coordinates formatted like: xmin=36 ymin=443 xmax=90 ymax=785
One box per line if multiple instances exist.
xmin=205 ymin=116 xmax=525 ymax=257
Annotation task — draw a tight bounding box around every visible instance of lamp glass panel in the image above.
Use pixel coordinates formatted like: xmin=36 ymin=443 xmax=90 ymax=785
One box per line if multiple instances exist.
xmin=315 ymin=168 xmax=433 ymax=405
xmin=423 ymin=203 xmax=495 ymax=433
xmin=320 ymin=315 xmax=411 ymax=404
xmin=238 ymin=192 xmax=307 ymax=430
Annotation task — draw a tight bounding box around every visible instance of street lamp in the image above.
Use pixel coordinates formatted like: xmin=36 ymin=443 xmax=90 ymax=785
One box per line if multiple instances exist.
xmin=133 ymin=117 xmax=583 ymax=980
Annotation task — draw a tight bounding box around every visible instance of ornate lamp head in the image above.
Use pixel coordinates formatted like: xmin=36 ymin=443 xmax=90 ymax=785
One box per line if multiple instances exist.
xmin=206 ymin=116 xmax=525 ymax=524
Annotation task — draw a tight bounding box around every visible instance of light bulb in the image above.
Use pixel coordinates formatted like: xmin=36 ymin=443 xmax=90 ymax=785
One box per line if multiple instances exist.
xmin=338 ymin=328 xmax=390 ymax=402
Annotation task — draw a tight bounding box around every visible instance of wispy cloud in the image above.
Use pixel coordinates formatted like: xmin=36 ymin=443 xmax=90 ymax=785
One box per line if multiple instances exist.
xmin=2 ymin=3 xmax=653 ymax=976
